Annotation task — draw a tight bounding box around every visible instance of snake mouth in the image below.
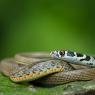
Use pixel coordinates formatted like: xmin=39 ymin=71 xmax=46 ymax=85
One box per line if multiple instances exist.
xmin=50 ymin=50 xmax=65 ymax=58
xmin=50 ymin=51 xmax=58 ymax=58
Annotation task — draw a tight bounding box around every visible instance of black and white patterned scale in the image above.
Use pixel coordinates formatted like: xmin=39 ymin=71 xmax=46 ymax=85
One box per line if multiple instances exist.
xmin=51 ymin=50 xmax=95 ymax=67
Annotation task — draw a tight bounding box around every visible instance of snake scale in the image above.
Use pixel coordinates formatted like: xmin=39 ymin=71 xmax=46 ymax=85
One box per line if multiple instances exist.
xmin=1 ymin=50 xmax=95 ymax=85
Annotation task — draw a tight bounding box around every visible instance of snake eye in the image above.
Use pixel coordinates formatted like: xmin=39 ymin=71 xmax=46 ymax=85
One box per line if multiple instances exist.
xmin=59 ymin=51 xmax=65 ymax=56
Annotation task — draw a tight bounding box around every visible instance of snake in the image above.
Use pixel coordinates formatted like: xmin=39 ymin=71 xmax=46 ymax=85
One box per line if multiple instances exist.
xmin=0 ymin=51 xmax=95 ymax=85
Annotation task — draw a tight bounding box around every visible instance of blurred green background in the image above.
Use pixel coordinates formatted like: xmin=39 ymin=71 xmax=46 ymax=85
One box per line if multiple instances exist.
xmin=0 ymin=0 xmax=95 ymax=59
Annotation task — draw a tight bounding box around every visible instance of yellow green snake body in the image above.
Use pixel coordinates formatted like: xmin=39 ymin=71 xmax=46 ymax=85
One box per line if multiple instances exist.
xmin=1 ymin=50 xmax=95 ymax=85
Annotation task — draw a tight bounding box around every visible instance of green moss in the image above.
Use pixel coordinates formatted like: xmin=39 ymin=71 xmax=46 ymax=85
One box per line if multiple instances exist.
xmin=0 ymin=73 xmax=65 ymax=95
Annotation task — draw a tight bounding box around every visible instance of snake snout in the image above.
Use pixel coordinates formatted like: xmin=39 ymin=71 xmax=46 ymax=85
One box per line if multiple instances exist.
xmin=50 ymin=51 xmax=60 ymax=58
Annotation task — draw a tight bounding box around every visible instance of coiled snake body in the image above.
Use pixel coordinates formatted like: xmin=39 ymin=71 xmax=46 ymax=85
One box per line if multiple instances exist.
xmin=1 ymin=50 xmax=95 ymax=85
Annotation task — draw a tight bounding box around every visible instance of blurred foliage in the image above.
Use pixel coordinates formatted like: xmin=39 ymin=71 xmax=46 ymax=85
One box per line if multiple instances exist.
xmin=0 ymin=0 xmax=95 ymax=59
xmin=0 ymin=1 xmax=95 ymax=95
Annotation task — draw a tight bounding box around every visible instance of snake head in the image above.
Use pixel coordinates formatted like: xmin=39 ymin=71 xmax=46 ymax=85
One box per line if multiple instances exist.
xmin=50 ymin=50 xmax=65 ymax=58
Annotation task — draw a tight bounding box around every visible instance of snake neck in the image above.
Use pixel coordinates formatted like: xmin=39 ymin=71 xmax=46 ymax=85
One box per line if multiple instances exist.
xmin=51 ymin=50 xmax=95 ymax=67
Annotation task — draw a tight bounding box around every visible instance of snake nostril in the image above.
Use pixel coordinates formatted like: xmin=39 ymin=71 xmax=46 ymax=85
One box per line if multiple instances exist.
xmin=51 ymin=52 xmax=54 ymax=54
